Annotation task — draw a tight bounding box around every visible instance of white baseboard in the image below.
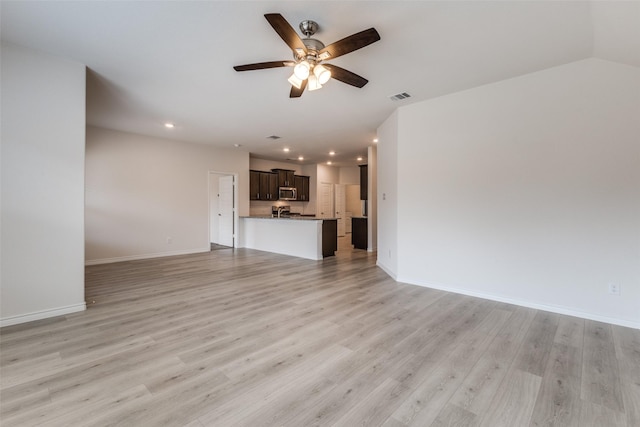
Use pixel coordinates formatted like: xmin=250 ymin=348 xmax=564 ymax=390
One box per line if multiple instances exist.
xmin=376 ymin=260 xmax=397 ymax=280
xmin=85 ymin=247 xmax=211 ymax=265
xmin=1 ymin=303 xmax=86 ymax=328
xmin=396 ymin=275 xmax=640 ymax=330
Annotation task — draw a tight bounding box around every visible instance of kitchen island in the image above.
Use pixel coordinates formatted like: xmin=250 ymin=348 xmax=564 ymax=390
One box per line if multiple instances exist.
xmin=240 ymin=216 xmax=337 ymax=260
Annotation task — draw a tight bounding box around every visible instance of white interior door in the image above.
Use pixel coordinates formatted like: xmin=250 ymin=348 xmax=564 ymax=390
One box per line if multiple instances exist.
xmin=335 ymin=184 xmax=345 ymax=236
xmin=319 ymin=183 xmax=334 ymax=218
xmin=217 ymin=175 xmax=234 ymax=247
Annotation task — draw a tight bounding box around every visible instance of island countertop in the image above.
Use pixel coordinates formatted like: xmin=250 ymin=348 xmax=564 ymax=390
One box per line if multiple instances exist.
xmin=240 ymin=215 xmax=338 ymax=221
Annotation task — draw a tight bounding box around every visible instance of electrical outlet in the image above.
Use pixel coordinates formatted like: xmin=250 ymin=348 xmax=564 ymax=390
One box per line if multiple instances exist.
xmin=608 ymin=282 xmax=621 ymax=296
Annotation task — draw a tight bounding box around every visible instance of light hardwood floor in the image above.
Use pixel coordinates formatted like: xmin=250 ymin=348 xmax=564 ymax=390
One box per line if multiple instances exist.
xmin=1 ymin=242 xmax=639 ymax=426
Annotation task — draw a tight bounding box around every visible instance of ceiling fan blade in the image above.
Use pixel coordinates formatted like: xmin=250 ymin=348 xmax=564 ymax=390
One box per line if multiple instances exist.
xmin=265 ymin=13 xmax=307 ymax=55
xmin=290 ymin=80 xmax=308 ymax=98
xmin=319 ymin=28 xmax=380 ymax=60
xmin=323 ymin=64 xmax=369 ymax=88
xmin=233 ymin=61 xmax=294 ymax=72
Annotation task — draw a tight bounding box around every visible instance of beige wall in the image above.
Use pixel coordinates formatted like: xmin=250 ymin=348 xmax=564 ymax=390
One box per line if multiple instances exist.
xmin=85 ymin=126 xmax=249 ymax=263
xmin=339 ymin=166 xmax=360 ymax=185
xmin=345 ymin=185 xmax=361 ymax=216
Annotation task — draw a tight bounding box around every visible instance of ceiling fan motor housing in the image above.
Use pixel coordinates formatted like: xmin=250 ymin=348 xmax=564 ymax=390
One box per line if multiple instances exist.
xmin=297 ymin=38 xmax=325 ymax=63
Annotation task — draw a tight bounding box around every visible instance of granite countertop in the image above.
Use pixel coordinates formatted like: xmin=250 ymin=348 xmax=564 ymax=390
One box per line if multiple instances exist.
xmin=241 ymin=215 xmax=338 ymax=221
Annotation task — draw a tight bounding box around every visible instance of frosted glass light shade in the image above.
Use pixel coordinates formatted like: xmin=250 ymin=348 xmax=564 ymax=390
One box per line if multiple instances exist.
xmin=308 ymin=74 xmax=322 ymax=91
xmin=288 ymin=73 xmax=303 ymax=89
xmin=293 ymin=61 xmax=310 ymax=79
xmin=314 ymin=64 xmax=331 ymax=84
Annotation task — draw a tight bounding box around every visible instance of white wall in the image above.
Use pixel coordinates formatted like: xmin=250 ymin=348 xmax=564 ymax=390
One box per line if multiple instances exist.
xmin=1 ymin=43 xmax=86 ymax=325
xmin=367 ymin=146 xmax=378 ymax=252
xmin=85 ymin=126 xmax=249 ymax=263
xmin=386 ymin=58 xmax=640 ymax=328
xmin=376 ymin=111 xmax=399 ymax=277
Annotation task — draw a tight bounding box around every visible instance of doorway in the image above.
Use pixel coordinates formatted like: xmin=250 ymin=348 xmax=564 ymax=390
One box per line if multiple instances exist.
xmin=318 ymin=182 xmax=334 ymax=218
xmin=209 ymin=172 xmax=236 ymax=249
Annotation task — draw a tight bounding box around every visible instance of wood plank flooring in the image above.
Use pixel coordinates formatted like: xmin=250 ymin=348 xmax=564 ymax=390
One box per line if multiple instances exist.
xmin=1 ymin=242 xmax=639 ymax=426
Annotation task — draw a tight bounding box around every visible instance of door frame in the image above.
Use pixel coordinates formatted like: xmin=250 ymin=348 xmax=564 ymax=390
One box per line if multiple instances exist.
xmin=208 ymin=171 xmax=238 ymax=248
xmin=319 ymin=182 xmax=334 ymax=218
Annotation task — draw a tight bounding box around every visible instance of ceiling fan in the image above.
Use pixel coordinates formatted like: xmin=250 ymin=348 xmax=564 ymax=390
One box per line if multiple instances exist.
xmin=233 ymin=13 xmax=380 ymax=98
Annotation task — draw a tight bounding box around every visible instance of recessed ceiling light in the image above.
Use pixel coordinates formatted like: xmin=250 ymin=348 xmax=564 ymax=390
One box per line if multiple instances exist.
xmin=234 ymin=144 xmax=242 ymax=148
xmin=329 ymin=151 xmax=335 ymax=156
xmin=357 ymin=156 xmax=363 ymax=161
xmin=373 ymin=138 xmax=378 ymax=143
xmin=298 ymin=156 xmax=304 ymax=161
xmin=283 ymin=147 xmax=290 ymax=152
xmin=327 ymin=161 xmax=332 ymax=165
xmin=164 ymin=123 xmax=175 ymax=129
xmin=266 ymin=135 xmax=281 ymax=140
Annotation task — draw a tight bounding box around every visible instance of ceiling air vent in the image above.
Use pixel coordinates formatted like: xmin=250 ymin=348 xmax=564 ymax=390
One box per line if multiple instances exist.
xmin=389 ymin=92 xmax=411 ymax=101
xmin=266 ymin=135 xmax=281 ymax=140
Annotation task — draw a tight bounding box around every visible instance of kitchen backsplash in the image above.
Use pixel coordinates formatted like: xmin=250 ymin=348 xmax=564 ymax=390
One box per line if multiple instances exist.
xmin=249 ymin=200 xmax=312 ymax=216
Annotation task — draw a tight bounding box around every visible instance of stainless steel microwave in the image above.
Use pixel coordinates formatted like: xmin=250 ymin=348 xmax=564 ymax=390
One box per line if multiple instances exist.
xmin=279 ymin=187 xmax=297 ymax=200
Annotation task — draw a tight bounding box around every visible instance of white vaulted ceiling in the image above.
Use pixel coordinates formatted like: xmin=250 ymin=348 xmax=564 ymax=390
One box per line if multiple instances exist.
xmin=2 ymin=1 xmax=638 ymax=167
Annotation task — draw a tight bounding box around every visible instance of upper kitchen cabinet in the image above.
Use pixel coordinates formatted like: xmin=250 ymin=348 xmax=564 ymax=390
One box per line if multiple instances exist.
xmin=250 ymin=170 xmax=260 ymax=200
xmin=359 ymin=165 xmax=368 ymax=200
xmin=260 ymin=172 xmax=278 ymax=201
xmin=295 ymin=175 xmax=310 ymax=201
xmin=272 ymin=169 xmax=295 ymax=187
xmin=250 ymin=170 xmax=278 ymax=201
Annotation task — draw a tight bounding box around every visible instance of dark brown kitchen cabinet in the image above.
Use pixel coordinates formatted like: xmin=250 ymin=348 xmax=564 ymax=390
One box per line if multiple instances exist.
xmin=268 ymin=173 xmax=278 ymax=199
xmin=272 ymin=169 xmax=295 ymax=187
xmin=295 ymin=175 xmax=310 ymax=201
xmin=322 ymin=219 xmax=338 ymax=257
xmin=250 ymin=170 xmax=278 ymax=200
xmin=359 ymin=165 xmax=368 ymax=200
xmin=352 ymin=217 xmax=367 ymax=250
xmin=250 ymin=170 xmax=261 ymax=200
xmin=260 ymin=172 xmax=278 ymax=201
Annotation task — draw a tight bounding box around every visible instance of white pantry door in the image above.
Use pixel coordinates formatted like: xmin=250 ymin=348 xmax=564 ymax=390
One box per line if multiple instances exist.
xmin=319 ymin=183 xmax=334 ymax=218
xmin=218 ymin=175 xmax=234 ymax=247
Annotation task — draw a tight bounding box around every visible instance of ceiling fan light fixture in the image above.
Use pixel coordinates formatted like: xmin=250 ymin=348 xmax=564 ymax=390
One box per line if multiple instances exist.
xmin=233 ymin=14 xmax=380 ymax=98
xmin=314 ymin=64 xmax=331 ymax=84
xmin=288 ymin=73 xmax=303 ymax=89
xmin=293 ymin=61 xmax=310 ymax=80
xmin=308 ymin=74 xmax=322 ymax=91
